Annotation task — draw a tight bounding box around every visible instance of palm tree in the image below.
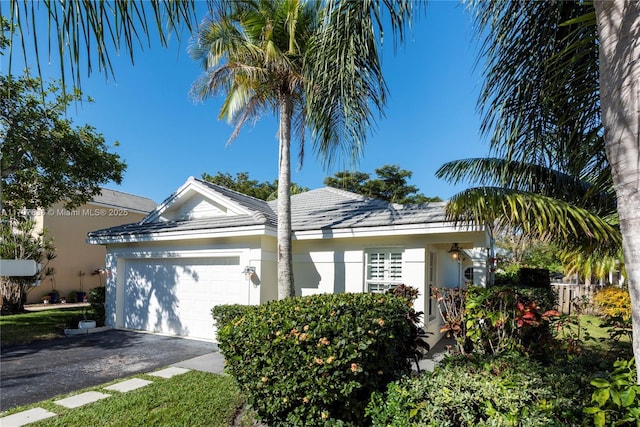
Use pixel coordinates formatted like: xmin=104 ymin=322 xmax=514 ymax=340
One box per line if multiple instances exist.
xmin=592 ymin=0 xmax=640 ymax=379
xmin=464 ymin=0 xmax=640 ymax=379
xmin=188 ymin=0 xmax=410 ymax=299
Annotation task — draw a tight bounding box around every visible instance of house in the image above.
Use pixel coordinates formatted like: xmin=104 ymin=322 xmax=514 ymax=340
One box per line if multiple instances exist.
xmin=87 ymin=177 xmax=489 ymax=346
xmin=26 ymin=189 xmax=156 ymax=304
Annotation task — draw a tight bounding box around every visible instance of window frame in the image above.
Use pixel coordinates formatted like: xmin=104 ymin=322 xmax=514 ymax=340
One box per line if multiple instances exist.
xmin=364 ymin=248 xmax=404 ymax=294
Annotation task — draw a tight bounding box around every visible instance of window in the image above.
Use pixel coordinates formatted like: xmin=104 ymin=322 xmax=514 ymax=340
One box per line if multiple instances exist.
xmin=365 ymin=249 xmax=403 ymax=293
xmin=464 ymin=267 xmax=474 ymax=283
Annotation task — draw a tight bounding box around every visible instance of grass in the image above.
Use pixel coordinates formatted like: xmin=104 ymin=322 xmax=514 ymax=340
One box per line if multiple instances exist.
xmin=0 ymin=307 xmax=94 ymax=346
xmin=1 ymin=371 xmax=245 ymax=426
xmin=553 ymin=314 xmax=633 ymax=355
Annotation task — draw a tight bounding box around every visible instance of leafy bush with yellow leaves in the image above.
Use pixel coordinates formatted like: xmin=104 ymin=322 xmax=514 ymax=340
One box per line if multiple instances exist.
xmin=593 ymin=287 xmax=631 ymax=320
xmin=212 ymin=293 xmax=416 ymax=426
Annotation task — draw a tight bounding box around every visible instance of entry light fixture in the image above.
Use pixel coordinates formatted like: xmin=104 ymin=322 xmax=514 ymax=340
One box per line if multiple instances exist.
xmin=243 ymin=266 xmax=256 ymax=280
xmin=448 ymin=243 xmax=462 ymax=260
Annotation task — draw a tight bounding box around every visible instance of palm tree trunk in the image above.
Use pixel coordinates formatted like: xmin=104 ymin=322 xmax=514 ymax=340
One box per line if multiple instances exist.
xmin=277 ymin=97 xmax=295 ymax=299
xmin=594 ymin=0 xmax=640 ymax=383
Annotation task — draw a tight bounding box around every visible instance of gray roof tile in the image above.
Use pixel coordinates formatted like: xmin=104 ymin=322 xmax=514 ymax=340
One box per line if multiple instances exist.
xmin=92 ymin=188 xmax=157 ymax=213
xmin=88 ymin=183 xmax=447 ymax=239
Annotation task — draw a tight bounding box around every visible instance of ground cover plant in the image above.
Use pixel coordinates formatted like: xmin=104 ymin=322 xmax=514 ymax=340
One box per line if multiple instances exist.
xmin=0 ymin=307 xmax=92 ymax=345
xmin=0 ymin=370 xmax=243 ymax=426
xmin=369 ymin=283 xmax=636 ymax=427
xmin=367 ymin=353 xmax=596 ymax=426
xmin=213 ymin=292 xmax=418 ymax=426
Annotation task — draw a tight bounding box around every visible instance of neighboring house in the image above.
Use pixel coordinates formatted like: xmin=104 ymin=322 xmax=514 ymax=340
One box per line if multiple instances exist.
xmin=27 ymin=189 xmax=156 ymax=304
xmin=88 ymin=177 xmax=489 ymax=346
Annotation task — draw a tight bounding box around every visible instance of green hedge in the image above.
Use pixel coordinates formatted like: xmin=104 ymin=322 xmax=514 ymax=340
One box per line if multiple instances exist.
xmin=213 ymin=293 xmax=416 ymax=426
xmin=367 ymin=354 xmax=595 ymax=427
xmin=211 ymin=303 xmax=251 ymax=329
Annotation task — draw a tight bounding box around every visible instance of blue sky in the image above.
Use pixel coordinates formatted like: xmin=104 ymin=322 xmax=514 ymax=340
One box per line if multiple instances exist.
xmin=3 ymin=1 xmax=490 ymax=204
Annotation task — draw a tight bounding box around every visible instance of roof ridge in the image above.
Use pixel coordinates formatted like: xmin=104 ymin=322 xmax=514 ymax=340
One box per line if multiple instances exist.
xmin=194 ymin=178 xmax=270 ymax=204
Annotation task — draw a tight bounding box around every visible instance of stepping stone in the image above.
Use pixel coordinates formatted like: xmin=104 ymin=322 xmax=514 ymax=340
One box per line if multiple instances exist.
xmin=0 ymin=407 xmax=57 ymax=426
xmin=148 ymin=367 xmax=189 ymax=379
xmin=54 ymin=391 xmax=111 ymax=409
xmin=105 ymin=378 xmax=153 ymax=393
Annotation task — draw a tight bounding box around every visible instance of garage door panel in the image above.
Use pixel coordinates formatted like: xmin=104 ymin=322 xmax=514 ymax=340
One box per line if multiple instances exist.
xmin=122 ymin=257 xmax=247 ymax=340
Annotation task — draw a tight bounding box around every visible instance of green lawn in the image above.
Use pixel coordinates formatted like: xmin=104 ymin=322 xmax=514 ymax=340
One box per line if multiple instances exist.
xmin=554 ymin=314 xmax=632 ymax=354
xmin=1 ymin=371 xmax=245 ymax=426
xmin=0 ymin=307 xmax=92 ymax=346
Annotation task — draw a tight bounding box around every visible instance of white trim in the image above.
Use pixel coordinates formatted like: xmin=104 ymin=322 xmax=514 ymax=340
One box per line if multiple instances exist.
xmin=142 ymin=177 xmax=253 ymax=224
xmin=87 ymin=224 xmax=275 ymax=245
xmin=292 ymin=222 xmax=484 ymax=240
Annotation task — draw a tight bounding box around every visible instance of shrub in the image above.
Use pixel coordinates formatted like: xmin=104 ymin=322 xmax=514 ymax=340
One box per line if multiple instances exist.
xmin=67 ymin=290 xmax=78 ymax=303
xmin=435 ymin=286 xmax=559 ymax=357
xmin=367 ymin=354 xmax=595 ymax=427
xmin=593 ymin=287 xmax=632 ymax=321
xmin=516 ymin=286 xmax=558 ymax=313
xmin=585 ymin=358 xmax=640 ymax=426
xmin=88 ymin=286 xmax=105 ymax=326
xmin=211 ymin=304 xmax=251 ymax=330
xmin=464 ymin=286 xmax=559 ymax=356
xmin=518 ymin=267 xmax=551 ymax=289
xmin=215 ymin=293 xmax=416 ymax=426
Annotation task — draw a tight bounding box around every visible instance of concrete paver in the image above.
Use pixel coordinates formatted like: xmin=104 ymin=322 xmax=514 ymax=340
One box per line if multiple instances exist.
xmin=173 ymin=352 xmax=225 ymax=374
xmin=0 ymin=407 xmax=57 ymax=427
xmin=148 ymin=367 xmax=190 ymax=379
xmin=53 ymin=391 xmax=111 ymax=409
xmin=104 ymin=378 xmax=153 ymax=393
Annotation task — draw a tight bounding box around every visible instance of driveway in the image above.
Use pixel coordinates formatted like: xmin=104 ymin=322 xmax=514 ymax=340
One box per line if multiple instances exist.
xmin=0 ymin=330 xmax=217 ymax=411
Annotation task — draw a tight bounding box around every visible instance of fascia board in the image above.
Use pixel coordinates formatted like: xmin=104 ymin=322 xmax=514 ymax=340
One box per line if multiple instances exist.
xmin=87 ymin=224 xmax=272 ymax=245
xmin=292 ymin=222 xmax=485 ymax=240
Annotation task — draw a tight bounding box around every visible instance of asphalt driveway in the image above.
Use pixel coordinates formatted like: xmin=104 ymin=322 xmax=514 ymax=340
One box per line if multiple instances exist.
xmin=0 ymin=330 xmax=217 ymax=411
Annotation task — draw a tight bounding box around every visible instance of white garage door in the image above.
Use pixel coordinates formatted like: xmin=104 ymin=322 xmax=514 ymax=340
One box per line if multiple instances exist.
xmin=122 ymin=257 xmax=247 ymax=340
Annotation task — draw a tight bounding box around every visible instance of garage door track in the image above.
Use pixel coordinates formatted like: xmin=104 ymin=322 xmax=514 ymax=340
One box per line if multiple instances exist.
xmin=0 ymin=330 xmax=217 ymax=411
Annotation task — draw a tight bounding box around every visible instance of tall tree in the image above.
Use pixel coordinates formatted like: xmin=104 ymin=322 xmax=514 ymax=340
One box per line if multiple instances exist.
xmin=1 ymin=73 xmax=126 ymax=212
xmin=325 ymin=165 xmax=441 ymax=203
xmin=189 ymin=0 xmax=409 ymax=299
xmin=593 ymin=0 xmax=640 ymax=377
xmin=201 ymin=171 xmax=308 ymax=201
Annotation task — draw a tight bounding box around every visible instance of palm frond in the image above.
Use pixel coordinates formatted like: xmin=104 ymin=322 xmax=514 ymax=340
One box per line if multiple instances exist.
xmin=304 ymin=0 xmax=415 ymax=168
xmin=3 ymin=0 xmax=202 ymax=90
xmin=446 ymin=187 xmax=621 ymax=247
xmin=436 ymin=157 xmax=616 ymax=215
xmin=471 ymin=0 xmax=601 ymax=174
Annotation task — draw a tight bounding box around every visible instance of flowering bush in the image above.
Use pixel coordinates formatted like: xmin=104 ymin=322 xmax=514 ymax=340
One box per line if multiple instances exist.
xmin=213 ymin=293 xmax=416 ymax=426
xmin=593 ymin=287 xmax=632 ymax=321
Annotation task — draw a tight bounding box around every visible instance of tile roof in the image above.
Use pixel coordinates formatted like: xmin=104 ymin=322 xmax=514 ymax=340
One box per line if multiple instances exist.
xmin=92 ymin=188 xmax=157 ymax=214
xmin=273 ymin=187 xmax=447 ymax=231
xmin=88 ymin=183 xmax=448 ymax=239
xmin=196 ymin=179 xmax=277 ymax=223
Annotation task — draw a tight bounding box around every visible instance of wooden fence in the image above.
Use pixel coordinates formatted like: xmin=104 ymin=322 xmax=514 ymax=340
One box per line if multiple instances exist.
xmin=551 ymin=283 xmax=598 ymax=314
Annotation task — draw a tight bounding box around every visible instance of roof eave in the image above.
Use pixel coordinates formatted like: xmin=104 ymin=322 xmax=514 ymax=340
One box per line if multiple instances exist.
xmin=292 ymin=222 xmax=485 ymax=240
xmin=87 ymin=224 xmax=275 ymax=245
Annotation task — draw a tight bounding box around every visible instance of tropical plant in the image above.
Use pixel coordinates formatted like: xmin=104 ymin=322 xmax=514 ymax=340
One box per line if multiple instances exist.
xmin=438 ymin=0 xmax=639 ymax=376
xmin=584 ymin=358 xmax=640 ymax=427
xmin=188 ymin=0 xmax=411 ymax=299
